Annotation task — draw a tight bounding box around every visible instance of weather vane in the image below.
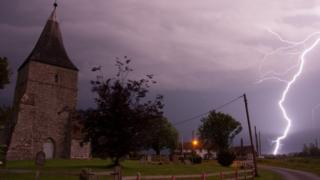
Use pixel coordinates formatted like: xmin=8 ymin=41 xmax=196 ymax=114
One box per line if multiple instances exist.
xmin=54 ymin=0 xmax=58 ymax=8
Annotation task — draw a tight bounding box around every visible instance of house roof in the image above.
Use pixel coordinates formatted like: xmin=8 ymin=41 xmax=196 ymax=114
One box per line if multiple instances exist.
xmin=19 ymin=5 xmax=78 ymax=71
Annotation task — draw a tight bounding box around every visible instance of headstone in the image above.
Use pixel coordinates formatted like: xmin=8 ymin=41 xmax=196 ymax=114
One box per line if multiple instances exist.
xmin=35 ymin=151 xmax=46 ymax=167
xmin=35 ymin=151 xmax=46 ymax=180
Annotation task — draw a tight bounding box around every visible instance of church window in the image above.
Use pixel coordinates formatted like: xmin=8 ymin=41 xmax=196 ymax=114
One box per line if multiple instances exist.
xmin=55 ymin=74 xmax=59 ymax=83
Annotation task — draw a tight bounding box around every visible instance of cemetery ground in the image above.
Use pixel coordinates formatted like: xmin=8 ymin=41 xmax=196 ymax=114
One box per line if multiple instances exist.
xmin=0 ymin=159 xmax=281 ymax=180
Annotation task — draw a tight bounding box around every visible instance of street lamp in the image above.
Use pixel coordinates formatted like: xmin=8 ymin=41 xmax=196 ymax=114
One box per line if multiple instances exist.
xmin=192 ymin=139 xmax=199 ymax=147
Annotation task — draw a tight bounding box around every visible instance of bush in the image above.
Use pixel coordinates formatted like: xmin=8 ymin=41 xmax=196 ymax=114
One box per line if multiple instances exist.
xmin=0 ymin=145 xmax=6 ymax=166
xmin=189 ymin=152 xmax=202 ymax=164
xmin=217 ymin=149 xmax=235 ymax=167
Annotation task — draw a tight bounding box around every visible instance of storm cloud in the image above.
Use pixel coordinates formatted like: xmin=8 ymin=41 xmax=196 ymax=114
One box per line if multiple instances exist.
xmin=1 ymin=0 xmax=320 ymax=154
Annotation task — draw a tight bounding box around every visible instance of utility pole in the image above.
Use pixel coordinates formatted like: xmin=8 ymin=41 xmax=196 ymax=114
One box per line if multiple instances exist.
xmin=181 ymin=135 xmax=184 ymax=155
xmin=259 ymin=131 xmax=262 ymax=156
xmin=243 ymin=94 xmax=258 ymax=176
xmin=240 ymin=138 xmax=244 ymax=157
xmin=254 ymin=126 xmax=259 ymax=157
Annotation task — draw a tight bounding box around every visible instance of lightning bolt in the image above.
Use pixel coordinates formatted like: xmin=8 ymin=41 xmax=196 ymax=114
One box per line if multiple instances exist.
xmin=257 ymin=29 xmax=320 ymax=155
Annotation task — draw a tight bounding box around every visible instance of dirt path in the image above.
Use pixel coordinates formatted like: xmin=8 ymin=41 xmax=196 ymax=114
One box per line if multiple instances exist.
xmin=260 ymin=165 xmax=320 ymax=180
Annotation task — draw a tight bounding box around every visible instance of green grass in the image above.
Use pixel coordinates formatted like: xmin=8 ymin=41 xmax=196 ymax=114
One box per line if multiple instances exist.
xmin=0 ymin=159 xmax=281 ymax=180
xmin=259 ymin=157 xmax=320 ymax=176
xmin=256 ymin=169 xmax=283 ymax=180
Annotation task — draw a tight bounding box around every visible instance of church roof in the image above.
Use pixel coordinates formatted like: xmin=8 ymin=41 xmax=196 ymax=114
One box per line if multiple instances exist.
xmin=19 ymin=5 xmax=78 ymax=71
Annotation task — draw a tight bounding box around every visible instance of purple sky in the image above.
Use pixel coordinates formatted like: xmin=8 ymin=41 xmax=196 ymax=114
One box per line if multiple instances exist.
xmin=1 ymin=0 xmax=320 ymax=154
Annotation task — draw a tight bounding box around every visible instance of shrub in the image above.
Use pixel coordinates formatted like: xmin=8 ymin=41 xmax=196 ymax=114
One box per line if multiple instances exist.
xmin=217 ymin=149 xmax=236 ymax=167
xmin=0 ymin=145 xmax=6 ymax=166
xmin=189 ymin=152 xmax=202 ymax=164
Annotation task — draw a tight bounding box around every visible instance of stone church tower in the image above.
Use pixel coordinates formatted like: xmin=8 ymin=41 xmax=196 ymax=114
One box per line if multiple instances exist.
xmin=6 ymin=4 xmax=80 ymax=160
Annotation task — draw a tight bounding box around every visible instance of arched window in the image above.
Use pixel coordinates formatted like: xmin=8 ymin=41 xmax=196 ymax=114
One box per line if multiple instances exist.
xmin=54 ymin=73 xmax=59 ymax=83
xmin=43 ymin=138 xmax=55 ymax=159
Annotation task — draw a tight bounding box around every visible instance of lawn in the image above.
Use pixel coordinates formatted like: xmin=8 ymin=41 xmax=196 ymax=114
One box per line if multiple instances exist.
xmin=0 ymin=159 xmax=281 ymax=180
xmin=259 ymin=157 xmax=320 ymax=176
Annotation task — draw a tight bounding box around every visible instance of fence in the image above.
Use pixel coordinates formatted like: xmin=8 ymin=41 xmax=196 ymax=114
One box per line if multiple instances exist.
xmin=0 ymin=168 xmax=117 ymax=180
xmin=0 ymin=167 xmax=254 ymax=180
xmin=123 ymin=169 xmax=254 ymax=180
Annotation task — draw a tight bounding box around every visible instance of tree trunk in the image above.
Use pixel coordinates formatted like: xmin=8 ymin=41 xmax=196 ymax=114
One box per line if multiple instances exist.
xmin=113 ymin=157 xmax=120 ymax=166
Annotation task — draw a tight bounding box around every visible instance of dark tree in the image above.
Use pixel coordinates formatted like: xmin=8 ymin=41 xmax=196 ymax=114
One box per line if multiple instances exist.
xmin=149 ymin=118 xmax=178 ymax=155
xmin=198 ymin=111 xmax=242 ymax=166
xmin=217 ymin=149 xmax=236 ymax=167
xmin=83 ymin=57 xmax=164 ymax=166
xmin=0 ymin=107 xmax=12 ymax=129
xmin=198 ymin=111 xmax=242 ymax=150
xmin=0 ymin=106 xmax=12 ymax=163
xmin=0 ymin=57 xmax=10 ymax=90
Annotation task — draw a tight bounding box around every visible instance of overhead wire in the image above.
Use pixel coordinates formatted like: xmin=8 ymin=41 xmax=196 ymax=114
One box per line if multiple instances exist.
xmin=173 ymin=95 xmax=243 ymax=126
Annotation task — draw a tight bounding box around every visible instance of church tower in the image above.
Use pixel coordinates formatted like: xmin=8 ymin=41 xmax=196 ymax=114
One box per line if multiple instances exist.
xmin=6 ymin=3 xmax=78 ymax=160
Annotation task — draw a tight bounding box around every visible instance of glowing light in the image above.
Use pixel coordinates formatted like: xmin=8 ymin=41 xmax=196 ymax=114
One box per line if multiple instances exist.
xmin=192 ymin=140 xmax=199 ymax=146
xmin=258 ymin=29 xmax=320 ymax=155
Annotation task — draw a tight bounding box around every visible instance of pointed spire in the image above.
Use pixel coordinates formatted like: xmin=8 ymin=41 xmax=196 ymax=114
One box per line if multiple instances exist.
xmin=19 ymin=2 xmax=78 ymax=71
xmin=49 ymin=1 xmax=58 ymax=22
xmin=54 ymin=0 xmax=58 ymax=8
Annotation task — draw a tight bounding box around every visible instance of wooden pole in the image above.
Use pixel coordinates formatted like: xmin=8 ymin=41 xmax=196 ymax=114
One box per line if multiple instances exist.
xmin=136 ymin=172 xmax=141 ymax=180
xmin=201 ymin=173 xmax=206 ymax=180
xmin=114 ymin=166 xmax=122 ymax=180
xmin=219 ymin=171 xmax=223 ymax=180
xmin=235 ymin=169 xmax=238 ymax=180
xmin=35 ymin=169 xmax=40 ymax=180
xmin=243 ymin=94 xmax=258 ymax=177
xmin=181 ymin=135 xmax=184 ymax=155
xmin=254 ymin=126 xmax=259 ymax=157
xmin=258 ymin=131 xmax=262 ymax=156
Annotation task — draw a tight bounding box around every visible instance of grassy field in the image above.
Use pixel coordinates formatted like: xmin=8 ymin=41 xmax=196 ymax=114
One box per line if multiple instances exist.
xmin=259 ymin=157 xmax=320 ymax=176
xmin=0 ymin=159 xmax=281 ymax=180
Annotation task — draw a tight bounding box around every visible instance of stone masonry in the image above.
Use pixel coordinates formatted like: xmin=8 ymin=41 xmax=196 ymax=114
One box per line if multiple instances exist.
xmin=6 ymin=5 xmax=90 ymax=160
xmin=6 ymin=61 xmax=78 ymax=160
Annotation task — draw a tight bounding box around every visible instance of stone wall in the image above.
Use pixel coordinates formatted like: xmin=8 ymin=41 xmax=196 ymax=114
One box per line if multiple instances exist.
xmin=6 ymin=61 xmax=78 ymax=160
xmin=70 ymin=140 xmax=91 ymax=159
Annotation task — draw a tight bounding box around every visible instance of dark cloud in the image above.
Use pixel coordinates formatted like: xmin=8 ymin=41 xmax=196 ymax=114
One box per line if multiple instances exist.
xmin=1 ymin=0 xmax=320 ymax=154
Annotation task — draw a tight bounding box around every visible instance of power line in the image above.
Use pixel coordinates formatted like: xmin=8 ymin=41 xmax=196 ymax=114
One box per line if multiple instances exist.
xmin=173 ymin=95 xmax=243 ymax=126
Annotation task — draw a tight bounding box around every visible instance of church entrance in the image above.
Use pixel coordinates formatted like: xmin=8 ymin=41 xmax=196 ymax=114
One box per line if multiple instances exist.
xmin=43 ymin=138 xmax=55 ymax=159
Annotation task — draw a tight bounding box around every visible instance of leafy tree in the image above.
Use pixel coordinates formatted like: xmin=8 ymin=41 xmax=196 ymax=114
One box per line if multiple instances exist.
xmin=198 ymin=111 xmax=242 ymax=150
xmin=0 ymin=106 xmax=12 ymax=129
xmin=83 ymin=57 xmax=164 ymax=166
xmin=0 ymin=57 xmax=10 ymax=89
xmin=149 ymin=118 xmax=178 ymax=155
xmin=0 ymin=106 xmax=12 ymax=163
xmin=198 ymin=111 xmax=242 ymax=166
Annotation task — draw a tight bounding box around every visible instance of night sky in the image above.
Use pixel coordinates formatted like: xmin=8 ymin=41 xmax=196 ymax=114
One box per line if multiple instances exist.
xmin=1 ymin=0 xmax=320 ymax=154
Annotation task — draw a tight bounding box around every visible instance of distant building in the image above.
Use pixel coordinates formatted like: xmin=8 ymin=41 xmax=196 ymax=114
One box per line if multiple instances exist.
xmin=5 ymin=4 xmax=90 ymax=160
xmin=232 ymin=145 xmax=256 ymax=160
xmin=177 ymin=142 xmax=217 ymax=159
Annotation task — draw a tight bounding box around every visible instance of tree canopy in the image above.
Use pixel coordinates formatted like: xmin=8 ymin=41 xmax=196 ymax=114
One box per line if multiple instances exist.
xmin=198 ymin=111 xmax=242 ymax=150
xmin=0 ymin=57 xmax=10 ymax=90
xmin=148 ymin=118 xmax=178 ymax=155
xmin=83 ymin=57 xmax=165 ymax=165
